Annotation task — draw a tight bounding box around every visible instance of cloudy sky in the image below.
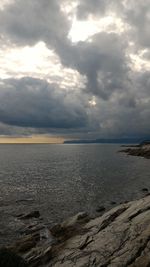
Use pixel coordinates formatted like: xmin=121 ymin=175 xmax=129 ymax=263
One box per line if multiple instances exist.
xmin=0 ymin=0 xmax=150 ymax=142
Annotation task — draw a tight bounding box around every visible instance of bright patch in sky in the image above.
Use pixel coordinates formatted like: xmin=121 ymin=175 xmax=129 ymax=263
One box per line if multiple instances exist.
xmin=130 ymin=52 xmax=150 ymax=71
xmin=0 ymin=42 xmax=60 ymax=79
xmin=69 ymin=15 xmax=125 ymax=42
xmin=0 ymin=0 xmax=13 ymax=10
xmin=0 ymin=41 xmax=86 ymax=89
xmin=89 ymin=96 xmax=97 ymax=107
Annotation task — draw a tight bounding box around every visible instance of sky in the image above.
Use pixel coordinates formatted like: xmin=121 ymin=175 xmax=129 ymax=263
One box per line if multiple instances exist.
xmin=0 ymin=0 xmax=150 ymax=142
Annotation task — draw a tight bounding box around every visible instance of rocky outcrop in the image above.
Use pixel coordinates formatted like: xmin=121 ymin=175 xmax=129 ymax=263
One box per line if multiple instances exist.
xmin=3 ymin=195 xmax=150 ymax=267
xmin=120 ymin=143 xmax=150 ymax=159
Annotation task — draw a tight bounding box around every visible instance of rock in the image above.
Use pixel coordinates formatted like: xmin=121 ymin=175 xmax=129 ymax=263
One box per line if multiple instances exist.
xmin=19 ymin=211 xmax=40 ymax=220
xmin=96 ymin=206 xmax=105 ymax=212
xmin=9 ymin=233 xmax=40 ymax=254
xmin=142 ymin=188 xmax=149 ymax=192
xmin=50 ymin=223 xmax=62 ymax=237
xmin=7 ymin=195 xmax=150 ymax=267
xmin=51 ymin=212 xmax=89 ymax=239
xmin=61 ymin=212 xmax=89 ymax=228
xmin=0 ymin=248 xmax=27 ymax=267
xmin=21 ymin=224 xmax=44 ymax=235
xmin=120 ymin=143 xmax=150 ymax=159
xmin=25 ymin=245 xmax=52 ymax=266
xmin=110 ymin=201 xmax=117 ymax=205
xmin=48 ymin=196 xmax=150 ymax=267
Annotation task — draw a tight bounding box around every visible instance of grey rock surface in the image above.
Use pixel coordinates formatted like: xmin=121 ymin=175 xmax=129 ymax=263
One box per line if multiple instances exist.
xmin=6 ymin=195 xmax=150 ymax=267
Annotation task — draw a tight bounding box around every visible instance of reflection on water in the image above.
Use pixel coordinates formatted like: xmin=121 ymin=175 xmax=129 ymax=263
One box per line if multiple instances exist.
xmin=0 ymin=144 xmax=149 ymax=222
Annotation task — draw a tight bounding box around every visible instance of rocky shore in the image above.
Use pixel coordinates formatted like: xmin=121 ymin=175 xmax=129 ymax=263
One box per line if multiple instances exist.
xmin=1 ymin=194 xmax=150 ymax=267
xmin=120 ymin=142 xmax=150 ymax=159
xmin=1 ymin=143 xmax=150 ymax=266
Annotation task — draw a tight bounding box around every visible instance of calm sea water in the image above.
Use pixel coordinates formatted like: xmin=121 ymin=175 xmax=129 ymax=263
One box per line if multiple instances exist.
xmin=0 ymin=144 xmax=149 ymax=224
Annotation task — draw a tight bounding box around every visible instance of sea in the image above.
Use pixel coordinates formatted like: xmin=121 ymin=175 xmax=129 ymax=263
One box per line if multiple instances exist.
xmin=0 ymin=144 xmax=149 ymax=243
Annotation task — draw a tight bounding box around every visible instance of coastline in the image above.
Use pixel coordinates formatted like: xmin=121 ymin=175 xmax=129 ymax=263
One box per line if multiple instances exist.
xmin=120 ymin=143 xmax=150 ymax=159
xmin=1 ymin=194 xmax=150 ymax=267
xmin=0 ymin=144 xmax=150 ymax=266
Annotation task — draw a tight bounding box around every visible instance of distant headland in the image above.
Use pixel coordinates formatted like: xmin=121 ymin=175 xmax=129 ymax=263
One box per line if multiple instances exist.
xmin=64 ymin=137 xmax=149 ymax=144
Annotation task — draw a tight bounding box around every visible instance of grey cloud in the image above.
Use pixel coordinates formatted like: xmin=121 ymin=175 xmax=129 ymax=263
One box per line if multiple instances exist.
xmin=122 ymin=0 xmax=150 ymax=48
xmin=76 ymin=32 xmax=129 ymax=99
xmin=77 ymin=0 xmax=108 ymax=19
xmin=76 ymin=0 xmax=123 ymax=20
xmin=0 ymin=0 xmax=135 ymax=101
xmin=49 ymin=31 xmax=129 ymax=99
xmin=0 ymin=74 xmax=149 ymax=138
xmin=0 ymin=0 xmax=149 ymax=138
xmin=0 ymin=0 xmax=70 ymax=48
xmin=77 ymin=0 xmax=150 ymax=49
xmin=142 ymin=50 xmax=150 ymax=60
xmin=0 ymin=77 xmax=88 ymax=129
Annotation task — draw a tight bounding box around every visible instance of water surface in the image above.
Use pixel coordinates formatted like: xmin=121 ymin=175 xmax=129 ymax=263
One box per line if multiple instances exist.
xmin=0 ymin=144 xmax=149 ymax=224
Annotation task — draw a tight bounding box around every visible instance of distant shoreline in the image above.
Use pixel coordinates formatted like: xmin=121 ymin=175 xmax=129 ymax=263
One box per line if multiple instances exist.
xmin=120 ymin=142 xmax=150 ymax=159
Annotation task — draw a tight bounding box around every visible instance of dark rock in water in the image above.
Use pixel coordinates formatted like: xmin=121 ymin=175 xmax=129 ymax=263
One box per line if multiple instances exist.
xmin=96 ymin=206 xmax=105 ymax=212
xmin=19 ymin=211 xmax=40 ymax=220
xmin=0 ymin=248 xmax=27 ymax=267
xmin=16 ymin=214 xmax=24 ymax=218
xmin=142 ymin=188 xmax=149 ymax=192
xmin=110 ymin=201 xmax=117 ymax=205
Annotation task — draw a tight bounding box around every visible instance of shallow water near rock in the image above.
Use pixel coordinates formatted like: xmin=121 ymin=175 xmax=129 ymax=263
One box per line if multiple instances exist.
xmin=0 ymin=144 xmax=149 ymax=245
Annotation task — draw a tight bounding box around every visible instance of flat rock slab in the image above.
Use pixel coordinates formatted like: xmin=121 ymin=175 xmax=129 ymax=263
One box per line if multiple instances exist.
xmin=6 ymin=195 xmax=150 ymax=267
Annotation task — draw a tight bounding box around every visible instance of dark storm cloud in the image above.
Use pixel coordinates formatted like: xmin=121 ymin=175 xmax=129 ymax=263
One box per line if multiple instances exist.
xmin=0 ymin=77 xmax=88 ymax=129
xmin=72 ymin=32 xmax=129 ymax=99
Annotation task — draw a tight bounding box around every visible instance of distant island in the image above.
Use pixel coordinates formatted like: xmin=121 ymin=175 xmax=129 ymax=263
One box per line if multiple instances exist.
xmin=64 ymin=137 xmax=149 ymax=144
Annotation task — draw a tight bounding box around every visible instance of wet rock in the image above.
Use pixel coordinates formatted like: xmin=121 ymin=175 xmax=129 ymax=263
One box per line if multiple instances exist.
xmin=9 ymin=233 xmax=40 ymax=254
xmin=110 ymin=201 xmax=117 ymax=205
xmin=142 ymin=188 xmax=149 ymax=192
xmin=0 ymin=248 xmax=27 ymax=267
xmin=51 ymin=212 xmax=89 ymax=239
xmin=96 ymin=206 xmax=105 ymax=212
xmin=50 ymin=223 xmax=62 ymax=237
xmin=19 ymin=211 xmax=40 ymax=220
xmin=61 ymin=212 xmax=89 ymax=228
xmin=25 ymin=245 xmax=52 ymax=266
